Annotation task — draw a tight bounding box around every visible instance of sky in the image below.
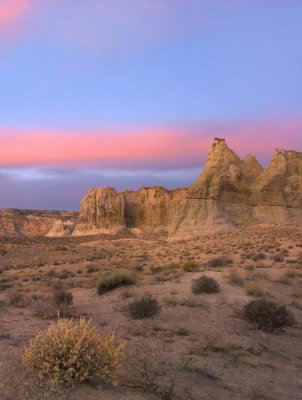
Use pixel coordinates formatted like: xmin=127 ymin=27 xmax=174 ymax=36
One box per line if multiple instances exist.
xmin=0 ymin=0 xmax=301 ymax=210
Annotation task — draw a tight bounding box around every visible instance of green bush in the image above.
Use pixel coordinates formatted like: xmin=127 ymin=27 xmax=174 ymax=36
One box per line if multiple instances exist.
xmin=97 ymin=271 xmax=136 ymax=295
xmin=191 ymin=276 xmax=220 ymax=294
xmin=23 ymin=318 xmax=124 ymax=384
xmin=128 ymin=294 xmax=161 ymax=319
xmin=242 ymin=299 xmax=294 ymax=332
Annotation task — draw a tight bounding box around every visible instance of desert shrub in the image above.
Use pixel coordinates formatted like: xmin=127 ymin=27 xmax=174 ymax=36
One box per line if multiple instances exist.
xmin=0 ymin=348 xmax=69 ymax=400
xmin=55 ymin=246 xmax=68 ymax=251
xmin=207 ymin=257 xmax=232 ymax=268
xmin=128 ymin=294 xmax=161 ymax=319
xmin=0 ymin=246 xmax=7 ymax=256
xmin=53 ymin=290 xmax=73 ymax=307
xmin=23 ymin=318 xmax=124 ymax=384
xmin=124 ymin=338 xmax=172 ymax=394
xmin=191 ymin=276 xmax=220 ymax=294
xmin=227 ymin=269 xmax=244 ymax=286
xmin=242 ymin=299 xmax=294 ymax=332
xmin=32 ymin=294 xmax=74 ymax=319
xmin=251 ymin=253 xmax=266 ymax=262
xmin=7 ymin=290 xmax=25 ymax=307
xmin=97 ymin=271 xmax=136 ymax=295
xmin=245 ymin=282 xmax=265 ymax=297
xmin=273 ymin=255 xmax=284 ymax=263
xmin=183 ymin=261 xmax=199 ymax=272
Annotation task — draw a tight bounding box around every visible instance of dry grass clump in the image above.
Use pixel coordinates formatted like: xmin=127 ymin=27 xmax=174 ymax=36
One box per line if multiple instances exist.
xmin=53 ymin=289 xmax=73 ymax=307
xmin=23 ymin=318 xmax=124 ymax=384
xmin=242 ymin=299 xmax=294 ymax=332
xmin=124 ymin=338 xmax=173 ymax=396
xmin=248 ymin=386 xmax=269 ymax=399
xmin=191 ymin=276 xmax=220 ymax=294
xmin=291 ymin=288 xmax=302 ymax=298
xmin=227 ymin=268 xmax=244 ymax=286
xmin=97 ymin=271 xmax=136 ymax=295
xmin=7 ymin=289 xmax=26 ymax=307
xmin=183 ymin=261 xmax=199 ymax=272
xmin=207 ymin=256 xmax=232 ymax=268
xmin=245 ymin=282 xmax=265 ymax=297
xmin=0 ymin=349 xmax=69 ymax=400
xmin=0 ymin=246 xmax=7 ymax=256
xmin=128 ymin=294 xmax=161 ymax=319
xmin=251 ymin=253 xmax=266 ymax=262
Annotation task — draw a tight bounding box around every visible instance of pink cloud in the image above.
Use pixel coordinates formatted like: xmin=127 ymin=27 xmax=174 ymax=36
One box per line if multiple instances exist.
xmin=0 ymin=0 xmax=207 ymax=54
xmin=0 ymin=0 xmax=30 ymax=33
xmin=0 ymin=119 xmax=301 ymax=168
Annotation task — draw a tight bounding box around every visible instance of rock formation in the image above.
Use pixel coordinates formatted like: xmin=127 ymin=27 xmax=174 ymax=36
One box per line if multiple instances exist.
xmin=67 ymin=138 xmax=302 ymax=239
xmin=0 ymin=209 xmax=78 ymax=237
xmin=72 ymin=186 xmax=187 ymax=236
xmin=46 ymin=219 xmax=76 ymax=237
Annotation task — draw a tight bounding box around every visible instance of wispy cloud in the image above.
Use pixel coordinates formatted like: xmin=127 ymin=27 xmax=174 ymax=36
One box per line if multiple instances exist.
xmin=0 ymin=119 xmax=301 ymax=169
xmin=0 ymin=0 xmax=207 ymax=53
xmin=0 ymin=0 xmax=31 ymax=34
xmin=0 ymin=118 xmax=301 ymax=210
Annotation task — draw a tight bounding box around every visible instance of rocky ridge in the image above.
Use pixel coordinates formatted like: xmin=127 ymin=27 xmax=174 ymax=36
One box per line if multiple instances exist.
xmin=3 ymin=138 xmax=301 ymax=239
xmin=65 ymin=138 xmax=302 ymax=239
xmin=0 ymin=209 xmax=78 ymax=237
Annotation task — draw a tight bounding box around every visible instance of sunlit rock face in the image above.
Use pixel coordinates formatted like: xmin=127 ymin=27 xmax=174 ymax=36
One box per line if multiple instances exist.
xmin=46 ymin=219 xmax=76 ymax=237
xmin=72 ymin=186 xmax=187 ymax=237
xmin=49 ymin=138 xmax=302 ymax=239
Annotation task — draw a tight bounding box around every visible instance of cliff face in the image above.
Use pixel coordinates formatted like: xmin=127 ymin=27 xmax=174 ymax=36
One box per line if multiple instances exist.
xmin=50 ymin=138 xmax=302 ymax=239
xmin=171 ymin=139 xmax=302 ymax=238
xmin=72 ymin=186 xmax=187 ymax=236
xmin=0 ymin=209 xmax=78 ymax=237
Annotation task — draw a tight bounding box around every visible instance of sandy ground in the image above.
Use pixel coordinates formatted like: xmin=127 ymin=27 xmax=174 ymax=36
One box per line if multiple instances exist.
xmin=0 ymin=224 xmax=302 ymax=399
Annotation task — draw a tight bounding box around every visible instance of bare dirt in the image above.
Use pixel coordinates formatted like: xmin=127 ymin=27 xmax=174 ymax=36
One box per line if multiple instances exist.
xmin=0 ymin=224 xmax=302 ymax=400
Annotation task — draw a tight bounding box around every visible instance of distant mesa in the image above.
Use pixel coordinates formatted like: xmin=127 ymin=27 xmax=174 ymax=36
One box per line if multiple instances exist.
xmin=1 ymin=138 xmax=302 ymax=239
xmin=0 ymin=209 xmax=78 ymax=237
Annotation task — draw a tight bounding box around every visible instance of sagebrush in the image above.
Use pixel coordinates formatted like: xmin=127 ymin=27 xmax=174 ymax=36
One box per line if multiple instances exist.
xmin=192 ymin=276 xmax=220 ymax=294
xmin=242 ymin=299 xmax=294 ymax=332
xmin=97 ymin=271 xmax=136 ymax=295
xmin=23 ymin=318 xmax=124 ymax=384
xmin=128 ymin=294 xmax=161 ymax=319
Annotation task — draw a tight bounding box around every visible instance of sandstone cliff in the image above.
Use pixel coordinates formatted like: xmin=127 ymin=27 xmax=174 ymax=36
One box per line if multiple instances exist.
xmin=171 ymin=138 xmax=302 ymax=238
xmin=72 ymin=186 xmax=187 ymax=236
xmin=50 ymin=138 xmax=302 ymax=239
xmin=0 ymin=209 xmax=78 ymax=237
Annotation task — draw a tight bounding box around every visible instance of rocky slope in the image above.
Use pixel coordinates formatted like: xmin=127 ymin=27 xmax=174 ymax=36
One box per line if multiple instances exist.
xmin=49 ymin=138 xmax=302 ymax=238
xmin=0 ymin=209 xmax=78 ymax=237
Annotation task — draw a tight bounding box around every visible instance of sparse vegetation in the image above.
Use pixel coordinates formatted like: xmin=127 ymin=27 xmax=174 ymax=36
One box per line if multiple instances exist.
xmin=0 ymin=246 xmax=7 ymax=256
xmin=242 ymin=299 xmax=295 ymax=332
xmin=183 ymin=260 xmax=199 ymax=272
xmin=207 ymin=256 xmax=232 ymax=268
xmin=128 ymin=294 xmax=161 ymax=319
xmin=53 ymin=289 xmax=73 ymax=307
xmin=191 ymin=276 xmax=220 ymax=294
xmin=97 ymin=271 xmax=136 ymax=295
xmin=23 ymin=318 xmax=124 ymax=384
xmin=124 ymin=338 xmax=172 ymax=395
xmin=245 ymin=282 xmax=265 ymax=297
xmin=227 ymin=268 xmax=244 ymax=286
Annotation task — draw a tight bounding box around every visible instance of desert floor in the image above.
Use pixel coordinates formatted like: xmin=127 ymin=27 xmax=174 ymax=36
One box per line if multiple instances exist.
xmin=0 ymin=224 xmax=302 ymax=400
